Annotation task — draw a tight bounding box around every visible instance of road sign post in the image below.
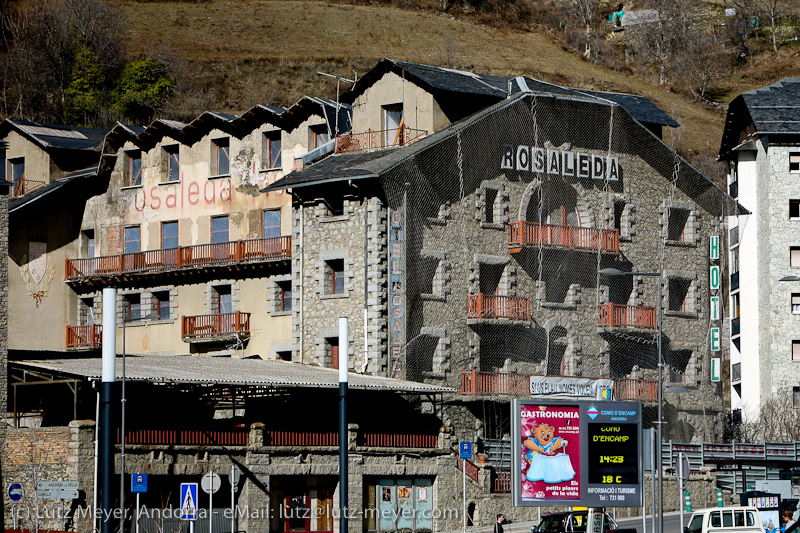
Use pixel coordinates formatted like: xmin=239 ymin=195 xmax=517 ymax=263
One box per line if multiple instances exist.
xmin=229 ymin=466 xmax=240 ymax=533
xmin=678 ymin=452 xmax=690 ymax=532
xmin=181 ymin=482 xmax=198 ymax=533
xmin=459 ymin=442 xmax=472 ymax=533
xmin=132 ymin=474 xmax=148 ymax=533
xmin=202 ymin=472 xmax=221 ymax=533
xmin=9 ymin=484 xmax=23 ymax=529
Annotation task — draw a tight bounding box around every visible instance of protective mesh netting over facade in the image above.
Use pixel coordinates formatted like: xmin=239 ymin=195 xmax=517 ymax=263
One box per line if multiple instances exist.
xmin=370 ymin=91 xmax=738 ymax=444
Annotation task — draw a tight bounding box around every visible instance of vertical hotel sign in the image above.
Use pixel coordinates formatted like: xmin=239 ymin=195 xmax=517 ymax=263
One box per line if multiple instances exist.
xmin=388 ymin=200 xmax=406 ymax=379
xmin=710 ymin=235 xmax=721 ymax=381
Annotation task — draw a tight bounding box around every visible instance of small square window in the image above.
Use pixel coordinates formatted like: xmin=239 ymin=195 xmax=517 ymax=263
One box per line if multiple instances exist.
xmin=667 ymin=208 xmax=690 ymax=241
xmin=794 ymin=387 xmax=800 ymax=408
xmin=326 ymin=337 xmax=339 ymax=369
xmin=669 ymin=278 xmax=691 ymax=311
xmin=216 ymin=285 xmax=232 ymax=314
xmin=791 ymin=152 xmax=800 ymax=172
xmin=324 ymin=197 xmax=344 ymax=217
xmin=126 ymin=150 xmax=142 ymax=186
xmin=793 ymin=294 xmax=800 ymax=315
xmin=263 ymin=131 xmax=282 ymax=169
xmin=154 ymin=291 xmax=170 ymax=320
xmin=791 ymin=200 xmax=800 ymax=220
xmin=328 ymin=259 xmax=344 ymax=294
xmin=276 ymin=351 xmax=291 ymax=362
xmin=793 ymin=340 xmax=800 ymax=361
xmin=263 ymin=209 xmax=281 ymax=239
xmin=163 ymin=145 xmax=180 ymax=182
xmin=212 ymin=216 xmax=229 ymax=244
xmin=484 ymin=188 xmax=497 ymax=223
xmin=213 ymin=138 xmax=230 ymax=176
xmin=161 ymin=221 xmax=179 ymax=249
xmin=277 ymin=281 xmax=292 ymax=312
xmin=792 ymin=247 xmax=800 ymax=268
xmin=126 ymin=294 xmax=141 ymax=321
xmin=312 ymin=125 xmax=330 ymax=148
xmin=124 ymin=226 xmax=141 ymax=254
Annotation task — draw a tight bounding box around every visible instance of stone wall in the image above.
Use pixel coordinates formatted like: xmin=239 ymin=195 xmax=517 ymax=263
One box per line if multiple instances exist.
xmin=0 ymin=194 xmax=8 ymax=530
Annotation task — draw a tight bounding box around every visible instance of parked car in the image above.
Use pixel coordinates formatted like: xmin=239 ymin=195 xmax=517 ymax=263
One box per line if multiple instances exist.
xmin=531 ymin=510 xmax=636 ymax=533
xmin=685 ymin=507 xmax=764 ymax=533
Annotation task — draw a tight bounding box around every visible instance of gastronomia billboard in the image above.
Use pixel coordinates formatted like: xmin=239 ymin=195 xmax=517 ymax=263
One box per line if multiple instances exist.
xmin=512 ymin=399 xmax=643 ymax=507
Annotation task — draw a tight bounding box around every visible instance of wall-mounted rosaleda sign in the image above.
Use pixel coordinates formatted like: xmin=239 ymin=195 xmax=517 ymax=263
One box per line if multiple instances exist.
xmin=511 ymin=399 xmax=642 ymax=508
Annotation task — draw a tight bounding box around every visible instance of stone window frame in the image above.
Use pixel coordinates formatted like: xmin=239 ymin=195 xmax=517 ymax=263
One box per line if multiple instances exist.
xmin=663 ymin=269 xmax=699 ymax=318
xmin=261 ymin=129 xmax=282 ymax=171
xmin=790 ymin=199 xmax=800 ymax=220
xmin=427 ymin=201 xmax=452 ymax=226
xmin=790 ymin=152 xmax=800 ymax=173
xmin=419 ymin=250 xmax=451 ymax=302
xmin=793 ymin=386 xmax=800 ymax=408
xmin=269 ymin=274 xmax=293 ymax=316
xmin=205 ymin=280 xmax=241 ymax=315
xmin=661 ymin=199 xmax=699 ymax=246
xmin=415 ymin=327 xmax=452 ymax=378
xmin=123 ymin=149 xmax=143 ymax=188
xmin=271 ymin=341 xmax=292 ymax=362
xmin=665 ymin=342 xmax=698 ymax=383
xmin=79 ymin=292 xmax=101 ymax=325
xmin=316 ymin=195 xmax=352 ymax=221
xmin=793 ymin=340 xmax=800 ymax=362
xmin=147 ymin=285 xmax=178 ymax=322
xmin=477 ymin=181 xmax=509 ymax=229
xmin=469 ymin=254 xmax=516 ymax=297
xmin=317 ymin=250 xmax=354 ymax=299
xmin=606 ymin=194 xmax=636 ymax=242
xmin=315 ymin=326 xmax=350 ymax=369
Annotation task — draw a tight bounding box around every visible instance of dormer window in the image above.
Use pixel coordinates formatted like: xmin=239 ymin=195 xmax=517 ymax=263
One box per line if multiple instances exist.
xmin=163 ymin=145 xmax=180 ymax=182
xmin=311 ymin=125 xmax=330 ymax=148
xmin=126 ymin=150 xmax=142 ymax=187
xmin=213 ymin=137 xmax=230 ymax=176
xmin=263 ymin=131 xmax=282 ymax=169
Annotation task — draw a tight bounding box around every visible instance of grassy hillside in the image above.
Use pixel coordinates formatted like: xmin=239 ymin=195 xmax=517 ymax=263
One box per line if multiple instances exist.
xmin=114 ymin=0 xmax=760 ymax=160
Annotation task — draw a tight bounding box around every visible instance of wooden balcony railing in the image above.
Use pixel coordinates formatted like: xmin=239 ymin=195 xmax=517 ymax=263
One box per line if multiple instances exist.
xmin=66 ymin=324 xmax=103 ymax=349
xmin=460 ymin=370 xmax=660 ymax=402
xmin=597 ymin=302 xmax=657 ymax=329
xmin=65 ymin=236 xmax=291 ymax=280
xmin=492 ymin=467 xmax=511 ymax=493
xmin=467 ymin=293 xmax=531 ymax=320
xmin=120 ymin=428 xmax=249 ymax=446
xmin=461 ymin=370 xmax=532 ymax=395
xmin=335 ymin=126 xmax=427 ymax=153
xmin=359 ymin=433 xmax=438 ymax=448
xmin=509 ymin=221 xmax=619 ymax=254
xmin=181 ymin=311 xmax=251 ymax=340
xmin=455 ymin=456 xmax=480 ymax=483
xmin=11 ymin=179 xmax=46 ymax=197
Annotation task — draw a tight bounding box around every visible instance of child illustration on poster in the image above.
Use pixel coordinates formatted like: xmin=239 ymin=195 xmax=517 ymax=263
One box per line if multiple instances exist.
xmin=520 ymin=404 xmax=580 ymax=501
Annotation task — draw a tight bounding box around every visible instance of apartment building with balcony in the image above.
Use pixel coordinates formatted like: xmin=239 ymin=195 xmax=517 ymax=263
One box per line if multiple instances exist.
xmin=720 ymin=78 xmax=800 ymax=420
xmin=268 ymin=61 xmax=744 ymax=459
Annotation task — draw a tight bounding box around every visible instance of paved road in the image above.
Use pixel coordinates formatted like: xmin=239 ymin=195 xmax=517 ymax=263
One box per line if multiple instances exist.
xmin=616 ymin=511 xmax=688 ymax=533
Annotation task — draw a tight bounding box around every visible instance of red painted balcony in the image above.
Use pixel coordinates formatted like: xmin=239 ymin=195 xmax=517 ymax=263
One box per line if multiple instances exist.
xmin=335 ymin=126 xmax=427 ymax=153
xmin=508 ymin=221 xmax=619 ymax=254
xmin=467 ymin=293 xmax=530 ymax=321
xmin=455 ymin=456 xmax=480 ymax=483
xmin=120 ymin=428 xmax=249 ymax=446
xmin=181 ymin=311 xmax=251 ymax=341
xmin=66 ymin=324 xmax=102 ymax=349
xmin=492 ymin=467 xmax=511 ymax=493
xmin=597 ymin=302 xmax=657 ymax=329
xmin=359 ymin=433 xmax=438 ymax=448
xmin=461 ymin=370 xmax=533 ymax=396
xmin=460 ymin=370 xmax=660 ymax=402
xmin=65 ymin=236 xmax=291 ymax=280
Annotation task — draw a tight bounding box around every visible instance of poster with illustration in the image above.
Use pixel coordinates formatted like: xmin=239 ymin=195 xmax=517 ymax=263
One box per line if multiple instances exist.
xmin=520 ymin=403 xmax=581 ymax=502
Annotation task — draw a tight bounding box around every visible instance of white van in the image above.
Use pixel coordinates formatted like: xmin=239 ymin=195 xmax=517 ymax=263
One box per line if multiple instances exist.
xmin=686 ymin=507 xmax=764 ymax=533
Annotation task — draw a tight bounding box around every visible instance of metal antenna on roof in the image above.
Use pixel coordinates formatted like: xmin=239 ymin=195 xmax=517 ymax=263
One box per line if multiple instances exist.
xmin=318 ymin=71 xmax=357 ymax=141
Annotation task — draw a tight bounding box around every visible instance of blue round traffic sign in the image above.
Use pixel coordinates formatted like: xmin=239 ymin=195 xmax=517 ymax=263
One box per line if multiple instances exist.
xmin=8 ymin=483 xmax=23 ymax=501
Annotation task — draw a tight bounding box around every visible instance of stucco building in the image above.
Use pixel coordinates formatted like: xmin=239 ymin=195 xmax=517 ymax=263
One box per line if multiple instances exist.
xmin=720 ymin=77 xmax=800 ymax=420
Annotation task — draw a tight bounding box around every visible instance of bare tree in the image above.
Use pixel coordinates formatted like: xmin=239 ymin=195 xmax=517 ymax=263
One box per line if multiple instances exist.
xmin=626 ymin=0 xmax=700 ymax=86
xmin=678 ymin=28 xmax=727 ymax=102
xmin=569 ymin=0 xmax=598 ymax=57
xmin=753 ymin=0 xmax=791 ymax=52
xmin=739 ymin=393 xmax=800 ymax=442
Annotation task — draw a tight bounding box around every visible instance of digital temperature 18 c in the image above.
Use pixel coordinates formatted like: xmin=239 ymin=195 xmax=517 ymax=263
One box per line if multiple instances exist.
xmin=586 ymin=422 xmax=639 ymax=484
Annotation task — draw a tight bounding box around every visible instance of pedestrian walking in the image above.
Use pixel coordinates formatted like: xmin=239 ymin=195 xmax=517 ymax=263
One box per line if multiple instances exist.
xmin=494 ymin=514 xmax=505 ymax=533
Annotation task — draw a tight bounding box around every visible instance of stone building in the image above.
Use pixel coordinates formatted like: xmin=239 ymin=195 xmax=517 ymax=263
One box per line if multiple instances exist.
xmin=268 ymin=62 xmax=744 ymax=457
xmin=719 ymin=78 xmax=800 ymax=420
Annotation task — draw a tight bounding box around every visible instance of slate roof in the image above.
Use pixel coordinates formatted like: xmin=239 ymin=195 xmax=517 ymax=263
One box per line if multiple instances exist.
xmin=12 ymin=355 xmax=455 ymax=393
xmin=9 ymin=166 xmax=99 ymax=213
xmin=0 ymin=119 xmax=107 ymax=151
xmin=719 ymin=78 xmax=800 ymax=156
xmin=340 ymin=58 xmax=678 ymax=128
xmin=267 ymin=91 xmax=746 ymax=218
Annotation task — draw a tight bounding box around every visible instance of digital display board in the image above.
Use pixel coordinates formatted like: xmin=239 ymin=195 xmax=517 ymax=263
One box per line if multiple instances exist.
xmin=512 ymin=400 xmax=642 ymax=508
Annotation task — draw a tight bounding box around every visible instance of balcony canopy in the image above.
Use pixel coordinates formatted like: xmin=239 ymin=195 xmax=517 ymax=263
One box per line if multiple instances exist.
xmin=12 ymin=355 xmax=455 ymax=393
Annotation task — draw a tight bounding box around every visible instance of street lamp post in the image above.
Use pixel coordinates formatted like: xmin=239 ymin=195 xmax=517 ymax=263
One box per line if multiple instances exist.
xmin=599 ymin=268 xmax=663 ymax=533
xmin=120 ymin=311 xmax=159 ymax=533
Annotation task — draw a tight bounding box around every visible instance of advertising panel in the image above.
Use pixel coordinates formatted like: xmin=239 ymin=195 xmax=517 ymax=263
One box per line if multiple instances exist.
xmin=519 ymin=403 xmax=581 ymax=502
xmin=512 ymin=399 xmax=642 ymax=507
